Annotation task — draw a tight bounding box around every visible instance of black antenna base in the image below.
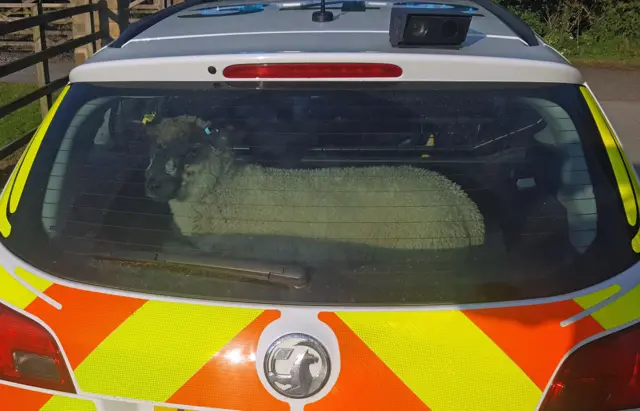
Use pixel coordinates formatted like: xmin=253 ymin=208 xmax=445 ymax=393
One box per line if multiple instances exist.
xmin=312 ymin=10 xmax=334 ymax=22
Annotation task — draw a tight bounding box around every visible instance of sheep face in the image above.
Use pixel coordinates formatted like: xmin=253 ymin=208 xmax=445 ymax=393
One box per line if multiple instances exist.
xmin=144 ymin=116 xmax=231 ymax=202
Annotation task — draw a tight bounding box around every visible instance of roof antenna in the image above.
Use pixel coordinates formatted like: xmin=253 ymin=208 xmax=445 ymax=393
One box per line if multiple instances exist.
xmin=312 ymin=0 xmax=333 ymax=22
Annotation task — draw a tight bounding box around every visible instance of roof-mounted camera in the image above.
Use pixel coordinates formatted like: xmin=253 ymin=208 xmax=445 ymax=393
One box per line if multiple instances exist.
xmin=389 ymin=3 xmax=481 ymax=48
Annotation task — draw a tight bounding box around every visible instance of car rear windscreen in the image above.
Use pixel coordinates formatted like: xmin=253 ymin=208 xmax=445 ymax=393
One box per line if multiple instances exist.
xmin=1 ymin=81 xmax=636 ymax=304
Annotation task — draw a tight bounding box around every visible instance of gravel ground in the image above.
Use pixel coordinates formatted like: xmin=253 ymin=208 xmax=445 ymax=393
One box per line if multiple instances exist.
xmin=0 ymin=50 xmax=74 ymax=64
xmin=1 ymin=50 xmax=75 ymax=83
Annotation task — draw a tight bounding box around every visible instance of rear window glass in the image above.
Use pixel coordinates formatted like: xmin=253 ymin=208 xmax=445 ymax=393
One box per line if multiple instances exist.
xmin=1 ymin=82 xmax=637 ymax=304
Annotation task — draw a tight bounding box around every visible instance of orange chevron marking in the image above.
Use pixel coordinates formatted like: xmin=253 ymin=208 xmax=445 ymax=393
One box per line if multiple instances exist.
xmin=311 ymin=312 xmax=431 ymax=411
xmin=168 ymin=310 xmax=286 ymax=411
xmin=464 ymin=300 xmax=604 ymax=389
xmin=25 ymin=284 xmax=146 ymax=368
xmin=0 ymin=384 xmax=51 ymax=411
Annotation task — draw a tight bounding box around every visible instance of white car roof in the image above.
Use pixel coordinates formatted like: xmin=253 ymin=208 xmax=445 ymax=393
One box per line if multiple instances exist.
xmin=70 ymin=0 xmax=583 ymax=84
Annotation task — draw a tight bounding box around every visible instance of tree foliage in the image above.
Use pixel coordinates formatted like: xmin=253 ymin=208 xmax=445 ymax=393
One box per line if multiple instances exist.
xmin=496 ymin=0 xmax=640 ymax=58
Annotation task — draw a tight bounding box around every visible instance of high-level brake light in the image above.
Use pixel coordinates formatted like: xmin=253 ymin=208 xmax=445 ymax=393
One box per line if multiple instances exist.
xmin=0 ymin=304 xmax=74 ymax=392
xmin=223 ymin=63 xmax=403 ymax=79
xmin=540 ymin=322 xmax=640 ymax=411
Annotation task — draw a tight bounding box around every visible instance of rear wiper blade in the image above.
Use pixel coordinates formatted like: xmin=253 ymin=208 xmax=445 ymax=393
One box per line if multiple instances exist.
xmin=90 ymin=250 xmax=309 ymax=288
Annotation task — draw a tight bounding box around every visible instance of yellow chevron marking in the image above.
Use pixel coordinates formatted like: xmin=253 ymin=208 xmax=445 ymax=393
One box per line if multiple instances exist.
xmin=0 ymin=266 xmax=52 ymax=309
xmin=14 ymin=267 xmax=54 ymax=293
xmin=581 ymin=87 xmax=637 ymax=227
xmin=582 ymin=284 xmax=640 ymax=330
xmin=40 ymin=395 xmax=97 ymax=411
xmin=574 ymin=284 xmax=621 ymax=310
xmin=73 ymin=301 xmax=262 ymax=401
xmin=338 ymin=311 xmax=541 ymax=411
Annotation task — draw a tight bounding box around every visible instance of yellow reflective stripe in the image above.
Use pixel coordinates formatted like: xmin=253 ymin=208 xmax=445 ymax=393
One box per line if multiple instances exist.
xmin=581 ymin=86 xmax=640 ymax=251
xmin=40 ymin=395 xmax=96 ymax=411
xmin=603 ymin=97 xmax=640 ymax=252
xmin=0 ymin=149 xmax=27 ymax=237
xmin=10 ymin=86 xmax=70 ymax=215
xmin=633 ymin=232 xmax=640 ymax=253
xmin=73 ymin=301 xmax=262 ymax=401
xmin=617 ymin=143 xmax=640 ymax=252
xmin=0 ymin=266 xmax=52 ymax=309
xmin=0 ymin=85 xmax=69 ymax=238
xmin=574 ymin=284 xmax=621 ymax=310
xmin=582 ymin=284 xmax=640 ymax=330
xmin=338 ymin=311 xmax=541 ymax=411
xmin=581 ymin=87 xmax=637 ymax=227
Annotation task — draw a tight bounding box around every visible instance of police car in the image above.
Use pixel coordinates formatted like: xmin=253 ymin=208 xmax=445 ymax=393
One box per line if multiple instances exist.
xmin=1 ymin=0 xmax=640 ymax=410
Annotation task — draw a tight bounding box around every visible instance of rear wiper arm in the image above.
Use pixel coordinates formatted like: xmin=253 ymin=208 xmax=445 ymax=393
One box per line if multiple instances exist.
xmin=90 ymin=250 xmax=309 ymax=288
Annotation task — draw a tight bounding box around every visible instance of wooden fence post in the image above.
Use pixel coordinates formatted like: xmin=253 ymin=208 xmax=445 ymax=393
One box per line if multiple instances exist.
xmin=91 ymin=0 xmax=102 ymax=50
xmin=97 ymin=0 xmax=111 ymax=44
xmin=71 ymin=0 xmax=92 ymax=65
xmin=107 ymin=0 xmax=120 ymax=39
xmin=30 ymin=3 xmax=49 ymax=118
xmin=117 ymin=0 xmax=129 ymax=33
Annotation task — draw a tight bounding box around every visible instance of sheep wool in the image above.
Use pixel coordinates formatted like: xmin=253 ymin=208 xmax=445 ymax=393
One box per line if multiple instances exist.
xmin=168 ymin=160 xmax=485 ymax=251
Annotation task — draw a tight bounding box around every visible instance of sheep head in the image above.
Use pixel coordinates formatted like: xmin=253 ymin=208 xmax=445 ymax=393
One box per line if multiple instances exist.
xmin=144 ymin=115 xmax=235 ymax=202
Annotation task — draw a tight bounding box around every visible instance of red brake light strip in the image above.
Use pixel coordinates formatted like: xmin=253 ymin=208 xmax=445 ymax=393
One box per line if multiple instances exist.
xmin=223 ymin=63 xmax=403 ymax=79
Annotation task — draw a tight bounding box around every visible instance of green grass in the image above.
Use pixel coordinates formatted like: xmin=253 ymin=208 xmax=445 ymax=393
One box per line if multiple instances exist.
xmin=572 ymin=57 xmax=640 ymax=69
xmin=551 ymin=37 xmax=640 ymax=65
xmin=0 ymin=82 xmax=61 ymax=149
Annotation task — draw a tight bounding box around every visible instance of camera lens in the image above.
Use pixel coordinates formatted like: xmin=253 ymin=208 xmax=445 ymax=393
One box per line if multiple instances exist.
xmin=441 ymin=19 xmax=459 ymax=38
xmin=408 ymin=20 xmax=429 ymax=37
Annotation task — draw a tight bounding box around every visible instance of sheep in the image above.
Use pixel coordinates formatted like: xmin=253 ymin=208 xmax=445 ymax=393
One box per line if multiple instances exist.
xmin=144 ymin=115 xmax=486 ymax=263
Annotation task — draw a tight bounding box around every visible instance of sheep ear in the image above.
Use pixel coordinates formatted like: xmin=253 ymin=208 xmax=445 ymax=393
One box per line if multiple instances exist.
xmin=194 ymin=117 xmax=210 ymax=130
xmin=205 ymin=125 xmax=235 ymax=149
xmin=207 ymin=130 xmax=227 ymax=150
